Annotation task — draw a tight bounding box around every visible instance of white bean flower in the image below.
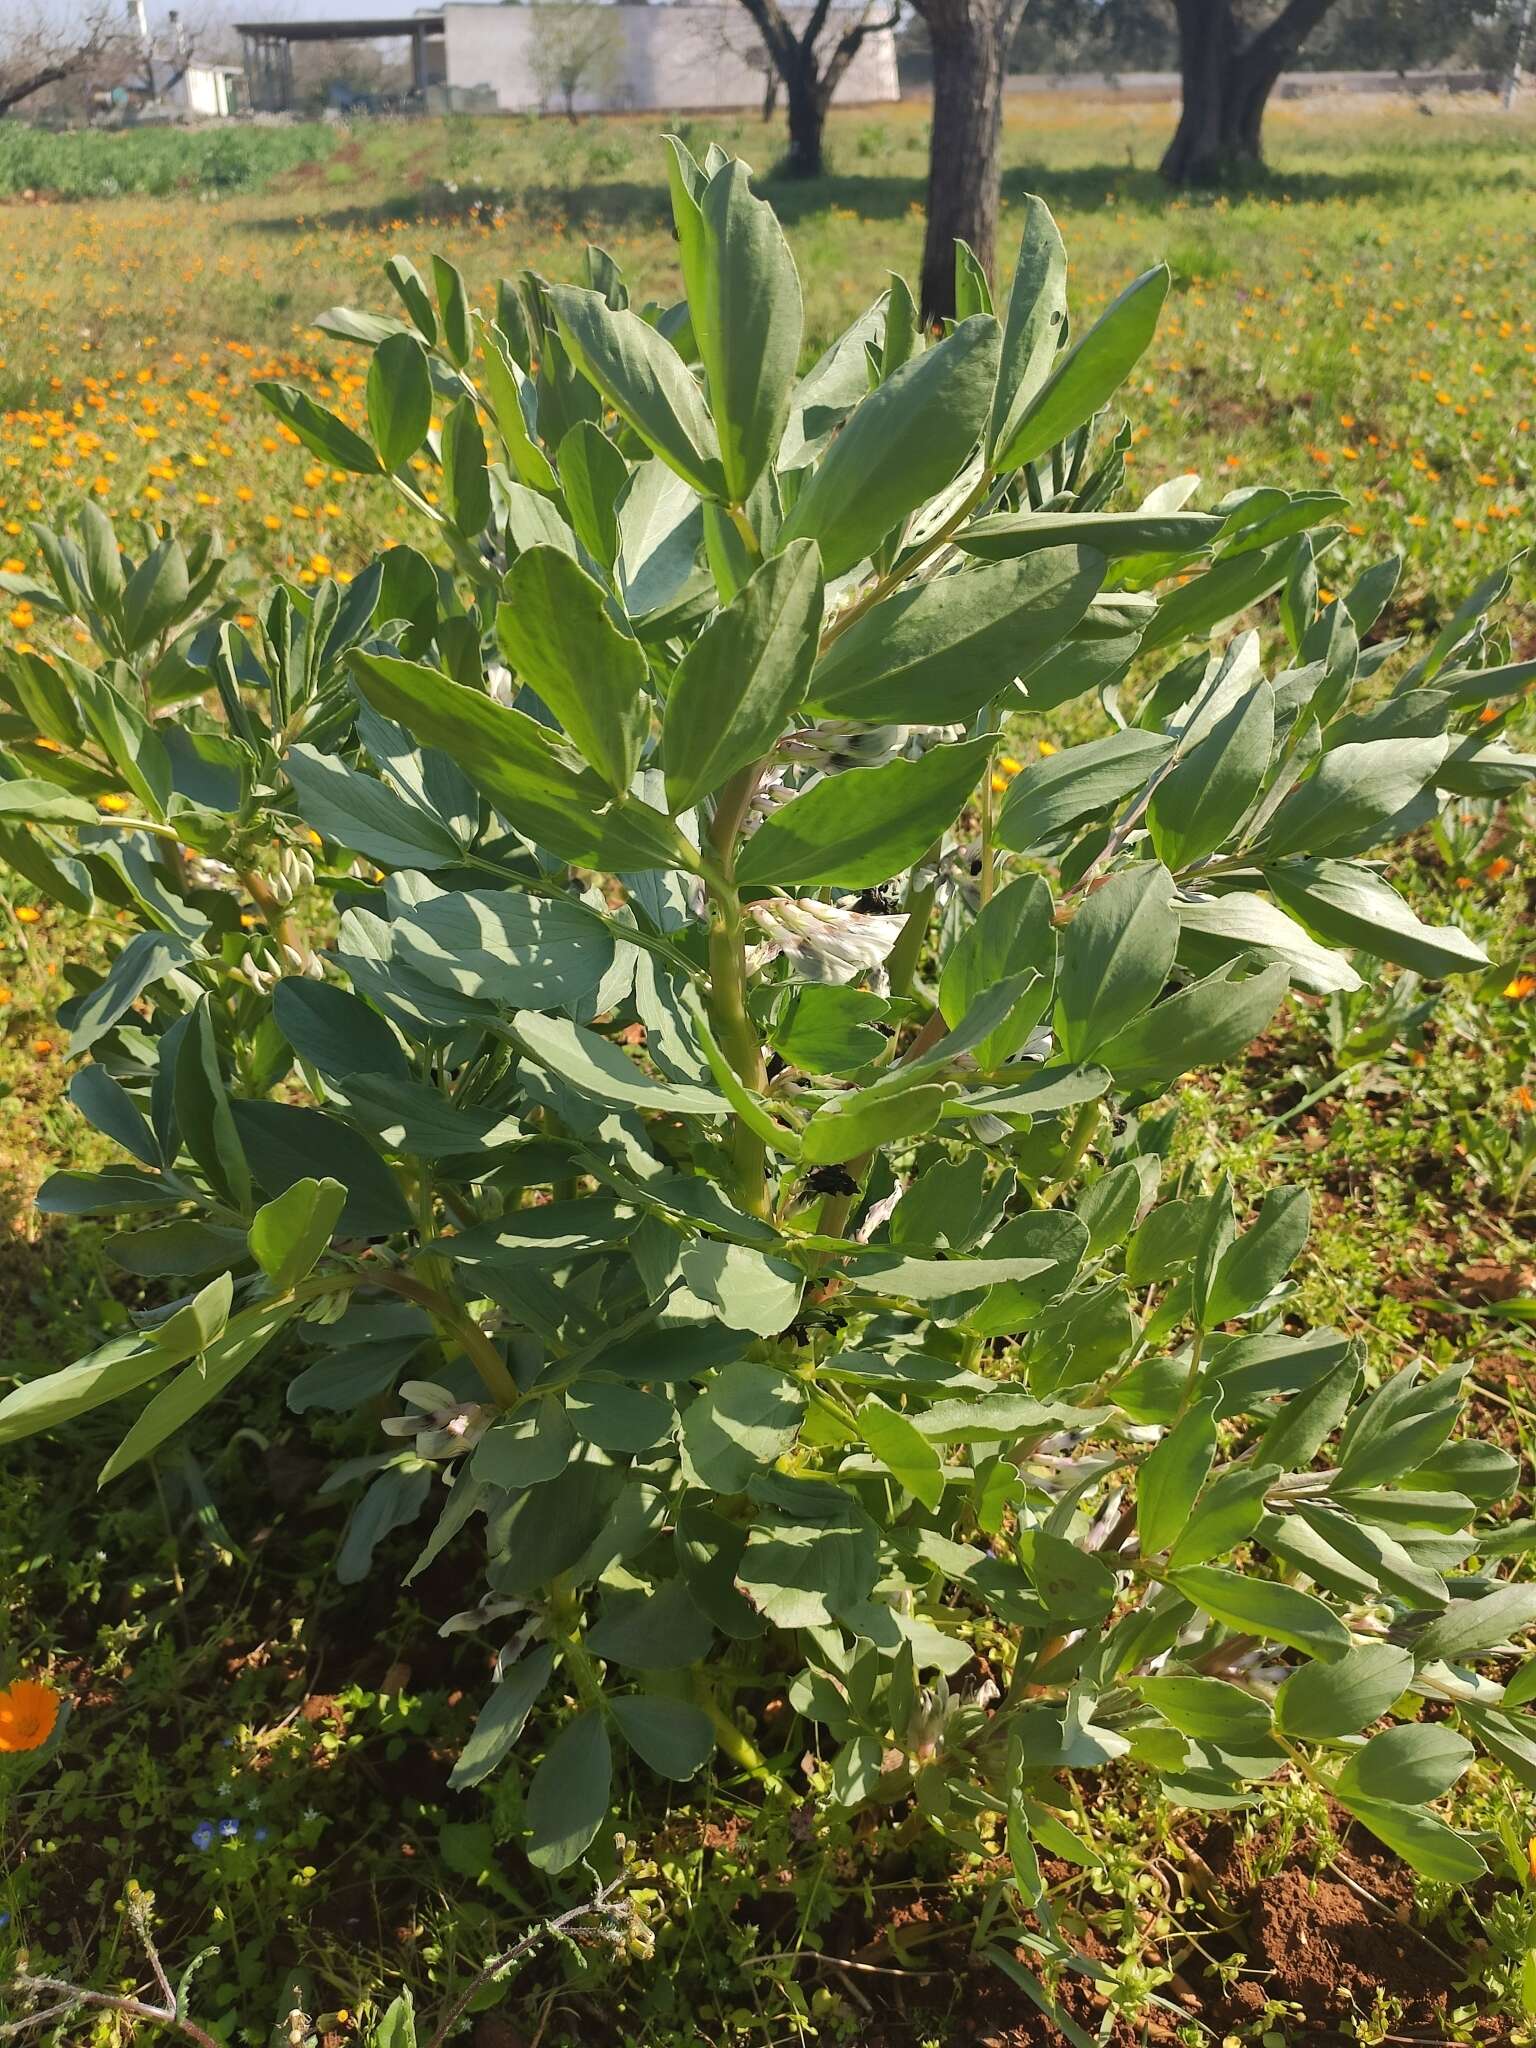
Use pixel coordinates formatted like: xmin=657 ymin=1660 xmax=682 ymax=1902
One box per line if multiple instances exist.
xmin=745 ymin=895 xmax=906 ymax=987
xmin=380 ymin=1379 xmax=494 ymax=1461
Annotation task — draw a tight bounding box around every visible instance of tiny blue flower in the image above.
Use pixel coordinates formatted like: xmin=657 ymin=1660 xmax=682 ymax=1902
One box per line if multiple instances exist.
xmin=253 ymin=1826 xmax=269 ymax=1844
xmin=191 ymin=1822 xmax=216 ymax=1852
xmin=218 ymin=1817 xmax=239 ymax=1840
xmin=0 ymin=1910 xmax=11 ymax=1929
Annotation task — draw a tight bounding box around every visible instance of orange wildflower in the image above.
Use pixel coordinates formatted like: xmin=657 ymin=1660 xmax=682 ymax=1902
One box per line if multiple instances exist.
xmin=1506 ymin=974 xmax=1536 ymax=1001
xmin=0 ymin=1678 xmax=59 ymax=1752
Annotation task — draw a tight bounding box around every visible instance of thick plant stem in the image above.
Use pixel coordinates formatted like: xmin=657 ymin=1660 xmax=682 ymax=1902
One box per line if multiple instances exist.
xmin=707 ymin=905 xmax=770 ymax=1217
xmin=884 ymin=840 xmax=942 ymax=1000
xmin=369 ymin=1268 xmax=520 ymax=1407
xmin=549 ymin=1578 xmax=606 ymax=1712
xmin=1039 ymin=1097 xmax=1102 ymax=1206
xmin=689 ymin=1676 xmax=780 ymax=1785
xmin=727 ymin=503 xmax=762 ymax=561
xmin=704 ymin=765 xmax=771 ymax=1217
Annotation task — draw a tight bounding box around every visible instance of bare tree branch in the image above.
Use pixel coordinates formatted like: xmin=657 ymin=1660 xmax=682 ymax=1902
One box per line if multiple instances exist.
xmin=1241 ymin=0 xmax=1344 ymax=75
xmin=423 ymin=1876 xmax=633 ymax=2048
xmin=825 ymin=1 xmax=900 ymax=95
xmin=727 ymin=0 xmax=898 ymax=173
xmin=0 ymin=5 xmax=121 ymax=118
xmin=2 ymin=1889 xmax=221 ymax=2048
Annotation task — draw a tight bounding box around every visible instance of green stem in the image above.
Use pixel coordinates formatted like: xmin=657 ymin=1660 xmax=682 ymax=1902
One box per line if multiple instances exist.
xmin=817 ymin=473 xmax=990 ymax=655
xmin=703 ymin=766 xmax=771 ymax=1217
xmin=689 ymin=1674 xmax=780 ymax=1785
xmin=705 ymin=896 xmax=769 ymax=1215
xmin=1038 ymin=1096 xmax=1102 ymax=1206
xmin=726 ymin=503 xmax=763 ymax=562
xmin=549 ymin=1578 xmax=605 ymax=1711
xmin=884 ymin=839 xmax=942 ymax=1000
xmin=978 ymin=744 xmax=997 ymax=908
xmin=1177 ymin=1326 xmax=1207 ymax=1418
xmin=367 ymin=1268 xmax=519 ymax=1407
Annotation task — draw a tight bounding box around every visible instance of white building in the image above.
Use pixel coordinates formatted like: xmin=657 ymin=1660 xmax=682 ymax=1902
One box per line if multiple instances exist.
xmin=177 ymin=63 xmax=246 ymax=115
xmin=439 ymin=3 xmax=898 ymax=116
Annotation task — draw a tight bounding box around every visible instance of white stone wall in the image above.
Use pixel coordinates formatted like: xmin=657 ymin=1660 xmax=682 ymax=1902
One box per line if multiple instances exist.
xmin=442 ymin=3 xmax=898 ymax=115
xmin=176 ymin=65 xmax=241 ymax=115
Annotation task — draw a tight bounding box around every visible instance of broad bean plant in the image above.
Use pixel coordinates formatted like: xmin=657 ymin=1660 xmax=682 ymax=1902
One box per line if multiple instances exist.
xmin=3 ymin=143 xmax=1535 ymax=1895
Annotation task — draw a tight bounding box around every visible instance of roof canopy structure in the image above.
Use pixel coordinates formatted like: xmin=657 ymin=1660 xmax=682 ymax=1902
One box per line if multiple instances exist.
xmin=235 ymin=14 xmax=444 ymax=111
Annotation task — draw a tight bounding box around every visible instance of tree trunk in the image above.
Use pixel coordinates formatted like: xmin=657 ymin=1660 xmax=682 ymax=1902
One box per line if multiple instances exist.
xmin=917 ymin=0 xmax=1011 ymax=327
xmin=1161 ymin=0 xmax=1339 ymax=186
xmin=782 ymin=59 xmax=828 ymax=177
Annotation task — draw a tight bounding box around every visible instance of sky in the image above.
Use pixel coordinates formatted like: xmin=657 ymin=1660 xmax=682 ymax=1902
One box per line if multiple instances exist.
xmin=27 ymin=0 xmax=511 ymax=33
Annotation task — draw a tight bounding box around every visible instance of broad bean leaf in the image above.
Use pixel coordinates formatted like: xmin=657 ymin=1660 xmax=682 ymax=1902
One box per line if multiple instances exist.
xmin=987 ymin=196 xmax=1067 ymax=463
xmin=367 ymin=332 xmax=433 ymax=472
xmin=1171 ymin=1565 xmax=1352 ymax=1661
xmin=1055 ymin=864 xmax=1178 ymax=1063
xmin=249 ymin=1177 xmax=347 ymax=1293
xmin=807 ymin=549 xmax=1102 ymax=727
xmin=992 ymin=264 xmax=1168 ymax=474
xmin=609 ymin=1694 xmax=715 ymax=1780
xmin=497 ymin=546 xmax=650 ymax=795
xmin=550 ymin=285 xmax=725 ymax=498
xmin=1148 ymin=682 xmax=1275 ymax=871
xmin=1261 ymin=738 xmax=1449 ymax=861
xmin=525 ymin=1709 xmax=612 ymax=1872
xmin=998 ymin=728 xmax=1172 ymax=852
xmin=230 ymin=1100 xmax=410 ymax=1238
xmin=736 ymin=738 xmax=991 ymax=889
xmin=449 ymin=1647 xmax=556 ymax=1790
xmin=98 ymin=1301 xmax=296 ymax=1485
xmin=662 ymin=540 xmax=822 ymax=814
xmin=1264 ymin=860 xmax=1488 ymax=978
xmin=778 ymin=316 xmax=1001 ymax=579
xmin=0 ymin=1274 xmax=232 ymax=1445
xmin=1273 ymin=1643 xmax=1415 ymax=1740
xmin=348 ymin=649 xmax=696 ymax=873
xmin=691 ymin=156 xmax=803 ymax=502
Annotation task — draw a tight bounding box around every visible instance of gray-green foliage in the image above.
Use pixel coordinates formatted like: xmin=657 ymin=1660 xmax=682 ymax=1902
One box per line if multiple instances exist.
xmin=1 ymin=144 xmax=1533 ymax=1898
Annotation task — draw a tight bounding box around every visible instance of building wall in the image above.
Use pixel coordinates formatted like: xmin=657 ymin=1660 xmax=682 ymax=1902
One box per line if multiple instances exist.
xmin=442 ymin=4 xmax=898 ymax=114
xmin=177 ymin=65 xmax=242 ymax=115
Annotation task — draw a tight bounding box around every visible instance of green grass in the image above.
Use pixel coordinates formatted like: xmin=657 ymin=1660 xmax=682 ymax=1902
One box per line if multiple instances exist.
xmin=0 ymin=123 xmax=336 ymax=199
xmin=0 ymin=96 xmax=1533 ymax=618
xmin=1 ymin=94 xmax=1536 ymax=2047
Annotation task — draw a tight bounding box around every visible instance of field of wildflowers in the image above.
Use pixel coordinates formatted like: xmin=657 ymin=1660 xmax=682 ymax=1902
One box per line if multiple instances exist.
xmin=2 ymin=98 xmax=1532 ymax=635
xmin=0 ymin=93 xmax=1534 ymax=2048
